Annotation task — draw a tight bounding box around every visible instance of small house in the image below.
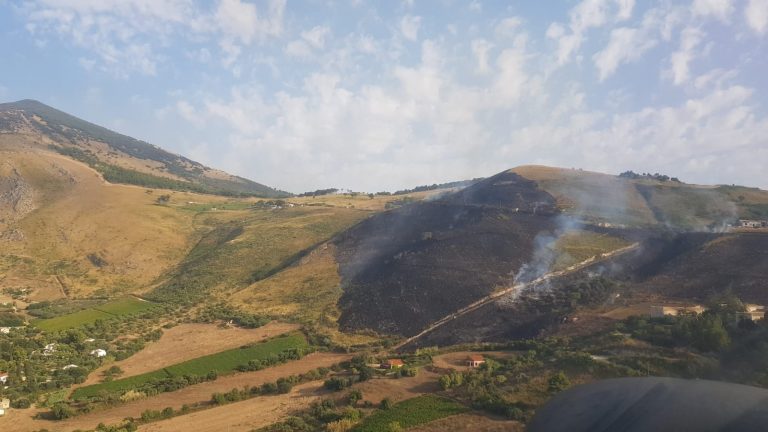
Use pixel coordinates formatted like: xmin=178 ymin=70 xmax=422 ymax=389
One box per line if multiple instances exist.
xmin=0 ymin=408 xmax=5 ymax=417
xmin=43 ymin=343 xmax=57 ymax=356
xmin=740 ymin=304 xmax=766 ymax=321
xmin=0 ymin=327 xmax=10 ymax=334
xmin=84 ymin=338 xmax=96 ymax=343
xmin=650 ymin=305 xmax=706 ymax=318
xmin=0 ymin=398 xmax=9 ymax=409
xmin=62 ymin=364 xmax=79 ymax=370
xmin=739 ymin=220 xmax=767 ymax=229
xmin=0 ymin=372 xmax=8 ymax=384
xmin=467 ymin=355 xmax=486 ymax=368
xmin=90 ymin=349 xmax=107 ymax=358
xmin=382 ymin=359 xmax=405 ymax=369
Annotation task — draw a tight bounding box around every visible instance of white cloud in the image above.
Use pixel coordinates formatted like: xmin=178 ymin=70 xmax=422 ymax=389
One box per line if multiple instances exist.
xmin=301 ymin=26 xmax=330 ymax=49
xmin=668 ymin=27 xmax=704 ymax=85
xmin=285 ymin=40 xmax=312 ymax=59
xmin=615 ymin=0 xmax=635 ymax=21
xmin=745 ymin=0 xmax=768 ymax=34
xmin=21 ymin=0 xmax=286 ymax=76
xmin=593 ymin=27 xmax=655 ymax=80
xmin=692 ymin=0 xmax=735 ymax=21
xmin=400 ymin=15 xmax=421 ymax=41
xmin=471 ymin=39 xmax=493 ymax=74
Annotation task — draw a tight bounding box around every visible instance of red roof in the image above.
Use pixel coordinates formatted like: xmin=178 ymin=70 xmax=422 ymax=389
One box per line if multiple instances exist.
xmin=386 ymin=359 xmax=405 ymax=366
xmin=467 ymin=355 xmax=485 ymax=362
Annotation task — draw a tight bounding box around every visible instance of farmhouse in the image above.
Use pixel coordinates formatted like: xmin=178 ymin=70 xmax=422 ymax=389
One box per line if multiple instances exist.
xmin=90 ymin=348 xmax=107 ymax=357
xmin=0 ymin=372 xmax=8 ymax=384
xmin=739 ymin=219 xmax=768 ymax=229
xmin=467 ymin=355 xmax=486 ymax=368
xmin=740 ymin=304 xmax=766 ymax=321
xmin=650 ymin=304 xmax=706 ymax=318
xmin=43 ymin=343 xmax=57 ymax=356
xmin=382 ymin=359 xmax=405 ymax=369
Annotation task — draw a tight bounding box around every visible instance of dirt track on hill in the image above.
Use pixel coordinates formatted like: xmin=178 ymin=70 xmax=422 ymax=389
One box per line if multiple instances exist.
xmin=396 ymin=242 xmax=640 ymax=350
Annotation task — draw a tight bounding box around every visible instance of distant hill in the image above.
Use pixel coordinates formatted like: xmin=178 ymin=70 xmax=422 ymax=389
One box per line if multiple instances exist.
xmin=0 ymin=99 xmax=289 ymax=197
xmin=333 ymin=166 xmax=768 ymax=338
xmin=513 ymin=165 xmax=768 ymax=229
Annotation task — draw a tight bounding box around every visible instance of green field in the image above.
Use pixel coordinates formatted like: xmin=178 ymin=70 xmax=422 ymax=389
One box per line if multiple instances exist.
xmin=34 ymin=297 xmax=159 ymax=332
xmin=352 ymin=395 xmax=468 ymax=432
xmin=71 ymin=332 xmax=309 ymax=399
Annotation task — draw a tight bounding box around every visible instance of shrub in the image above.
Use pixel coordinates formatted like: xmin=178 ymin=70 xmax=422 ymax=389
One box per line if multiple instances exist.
xmin=548 ymin=371 xmax=570 ymax=393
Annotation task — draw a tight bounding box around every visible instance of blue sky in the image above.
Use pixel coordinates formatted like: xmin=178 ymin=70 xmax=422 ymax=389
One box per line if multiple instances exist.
xmin=1 ymin=0 xmax=767 ymax=192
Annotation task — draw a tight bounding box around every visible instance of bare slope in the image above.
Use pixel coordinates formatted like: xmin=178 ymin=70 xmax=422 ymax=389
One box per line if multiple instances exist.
xmin=0 ymin=99 xmax=287 ymax=197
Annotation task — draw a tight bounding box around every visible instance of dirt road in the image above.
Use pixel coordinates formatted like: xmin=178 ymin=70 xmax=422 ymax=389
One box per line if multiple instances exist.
xmin=396 ymin=243 xmax=640 ymax=350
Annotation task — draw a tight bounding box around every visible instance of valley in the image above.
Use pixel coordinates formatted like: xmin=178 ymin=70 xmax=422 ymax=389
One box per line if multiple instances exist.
xmin=2 ymin=101 xmax=768 ymax=431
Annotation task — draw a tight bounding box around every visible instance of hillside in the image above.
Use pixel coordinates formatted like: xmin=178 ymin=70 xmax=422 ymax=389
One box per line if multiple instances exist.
xmin=334 ymin=171 xmax=629 ymax=336
xmin=513 ymin=165 xmax=768 ymax=229
xmin=0 ymin=99 xmax=288 ymax=197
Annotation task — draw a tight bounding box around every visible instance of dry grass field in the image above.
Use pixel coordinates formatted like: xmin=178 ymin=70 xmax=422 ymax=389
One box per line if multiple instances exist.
xmin=137 ymin=381 xmax=331 ymax=432
xmin=80 ymin=322 xmax=300 ymax=386
xmin=0 ymin=142 xmax=226 ymax=299
xmin=409 ymin=413 xmax=523 ymax=432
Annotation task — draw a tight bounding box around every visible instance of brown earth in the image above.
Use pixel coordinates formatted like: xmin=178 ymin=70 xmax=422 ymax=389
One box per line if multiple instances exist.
xmin=353 ymin=369 xmax=441 ymax=405
xmin=410 ymin=412 xmax=523 ymax=432
xmin=0 ymin=352 xmax=350 ymax=432
xmin=81 ymin=322 xmax=300 ymax=386
xmin=138 ymin=381 xmax=330 ymax=432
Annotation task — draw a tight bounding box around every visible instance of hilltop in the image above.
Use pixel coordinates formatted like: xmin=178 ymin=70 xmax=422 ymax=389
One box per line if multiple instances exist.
xmin=0 ymin=99 xmax=288 ymax=198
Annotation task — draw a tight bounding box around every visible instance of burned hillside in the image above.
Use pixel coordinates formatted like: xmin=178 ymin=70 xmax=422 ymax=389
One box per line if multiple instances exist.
xmin=334 ymin=171 xmax=562 ymax=336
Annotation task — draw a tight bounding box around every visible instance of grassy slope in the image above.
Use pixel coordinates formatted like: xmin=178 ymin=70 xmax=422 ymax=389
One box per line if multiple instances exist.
xmin=513 ymin=165 xmax=768 ymax=229
xmin=0 ymin=99 xmax=287 ymax=197
xmin=34 ymin=297 xmax=159 ymax=331
xmin=0 ymin=144 xmax=214 ymax=299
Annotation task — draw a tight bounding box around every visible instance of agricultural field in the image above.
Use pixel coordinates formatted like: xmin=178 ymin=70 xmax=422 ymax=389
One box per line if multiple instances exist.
xmin=34 ymin=296 xmax=159 ymax=331
xmin=71 ymin=332 xmax=309 ymax=399
xmin=352 ymin=395 xmax=468 ymax=432
xmin=82 ymin=322 xmax=301 ymax=385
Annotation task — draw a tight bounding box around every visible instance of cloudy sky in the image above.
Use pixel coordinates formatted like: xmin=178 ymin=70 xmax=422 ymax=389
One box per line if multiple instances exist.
xmin=1 ymin=0 xmax=767 ymax=192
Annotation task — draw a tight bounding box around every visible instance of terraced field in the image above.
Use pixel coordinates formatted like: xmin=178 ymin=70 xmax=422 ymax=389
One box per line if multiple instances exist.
xmin=34 ymin=297 xmax=159 ymax=331
xmin=71 ymin=332 xmax=309 ymax=399
xmin=352 ymin=395 xmax=468 ymax=432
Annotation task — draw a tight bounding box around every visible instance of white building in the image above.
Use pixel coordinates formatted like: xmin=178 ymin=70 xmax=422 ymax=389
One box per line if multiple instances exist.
xmin=62 ymin=364 xmax=79 ymax=370
xmin=0 ymin=398 xmax=9 ymax=409
xmin=0 ymin=408 xmax=5 ymax=416
xmin=90 ymin=349 xmax=107 ymax=358
xmin=0 ymin=372 xmax=8 ymax=384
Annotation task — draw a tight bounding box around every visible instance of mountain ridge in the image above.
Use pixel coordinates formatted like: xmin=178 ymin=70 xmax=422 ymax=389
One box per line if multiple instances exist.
xmin=0 ymin=99 xmax=289 ymax=198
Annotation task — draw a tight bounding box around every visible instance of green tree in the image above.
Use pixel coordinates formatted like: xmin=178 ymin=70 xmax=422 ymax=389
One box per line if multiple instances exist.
xmin=548 ymin=371 xmax=570 ymax=393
